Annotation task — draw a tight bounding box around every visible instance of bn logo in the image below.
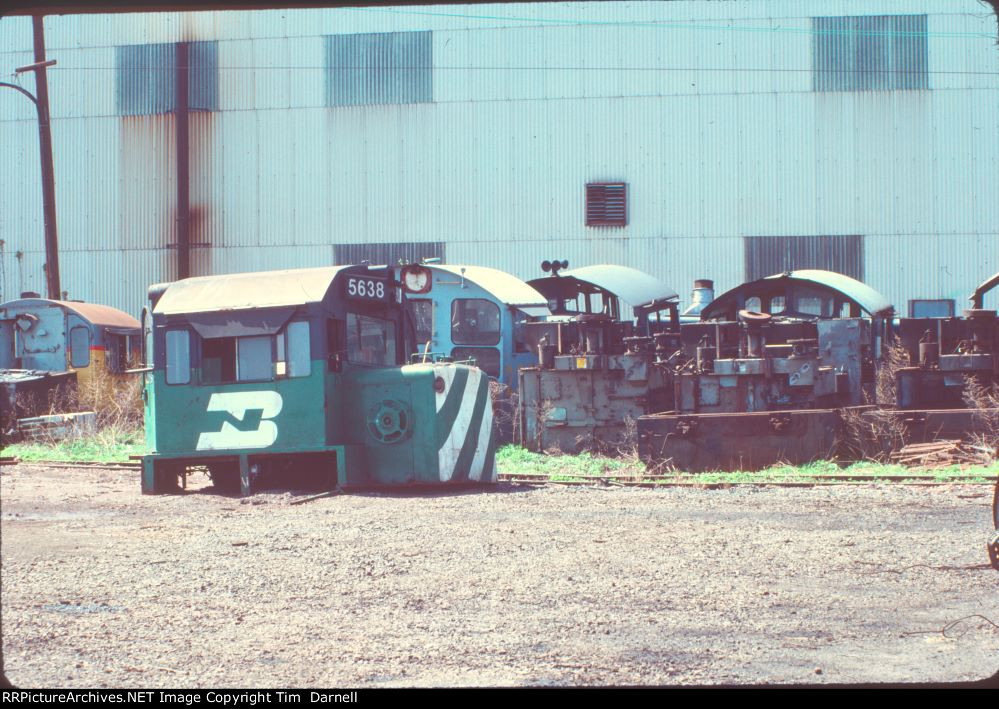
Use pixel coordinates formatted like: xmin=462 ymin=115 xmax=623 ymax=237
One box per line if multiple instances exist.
xmin=196 ymin=391 xmax=283 ymax=451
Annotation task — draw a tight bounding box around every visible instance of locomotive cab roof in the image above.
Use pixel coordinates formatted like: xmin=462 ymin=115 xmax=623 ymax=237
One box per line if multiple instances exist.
xmin=424 ymin=264 xmax=550 ymax=316
xmin=700 ymin=269 xmax=894 ymax=321
xmin=0 ymin=297 xmax=139 ymax=333
xmin=529 ymin=264 xmax=679 ymax=314
xmin=149 ymin=265 xmax=397 ymax=338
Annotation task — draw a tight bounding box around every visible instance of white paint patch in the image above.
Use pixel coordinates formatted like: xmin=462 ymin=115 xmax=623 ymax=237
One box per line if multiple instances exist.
xmin=437 ymin=366 xmax=482 ymax=482
xmin=468 ymin=392 xmax=494 ymax=482
xmin=196 ymin=391 xmax=283 ymax=451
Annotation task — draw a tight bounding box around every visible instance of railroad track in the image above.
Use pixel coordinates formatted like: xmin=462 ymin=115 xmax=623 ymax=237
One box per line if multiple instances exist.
xmin=0 ymin=459 xmax=141 ymax=470
xmin=498 ymin=472 xmax=998 ymax=487
xmin=3 ymin=460 xmax=994 ymax=487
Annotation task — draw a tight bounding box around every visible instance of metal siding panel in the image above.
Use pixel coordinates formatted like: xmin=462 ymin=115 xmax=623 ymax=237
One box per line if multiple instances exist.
xmin=326 ymin=107 xmax=368 ymax=240
xmin=257 ymin=110 xmax=297 ymax=246
xmin=289 ymin=108 xmax=331 ymax=245
xmin=813 ymin=92 xmax=856 ymax=235
xmin=864 ymin=233 xmax=998 ymax=312
xmin=118 ymin=114 xmax=176 ymax=253
xmin=737 ymin=93 xmax=778 ymax=237
xmin=891 ymin=14 xmax=928 ymax=91
xmin=396 ymin=105 xmax=440 ymax=241
xmin=189 ymin=111 xmax=222 ymax=259
xmin=252 ymin=38 xmax=292 ymax=111
xmin=744 ymin=235 xmax=864 ymax=282
xmin=699 ymin=94 xmax=740 ymax=238
xmin=115 ymin=41 xmax=218 ymax=116
xmin=661 ymin=93 xmax=703 ymax=237
xmin=219 ymin=40 xmax=255 ymax=112
xmin=3 ymin=251 xmax=47 ymax=303
xmin=971 ymin=89 xmax=999 ymax=236
xmin=774 ymin=94 xmax=817 ymax=237
xmin=771 ymin=18 xmax=811 ymax=94
xmin=0 ymin=120 xmax=44 ymax=269
xmin=544 ymin=24 xmax=584 ymax=101
xmin=289 ymin=37 xmax=326 ymax=109
xmin=333 ymin=242 xmax=445 ymax=266
xmin=695 ymin=20 xmax=738 ymax=96
xmin=852 ymin=91 xmax=896 ymax=237
xmin=891 ymin=92 xmax=934 ymax=237
xmin=326 ymin=31 xmax=431 ymax=107
xmin=931 ymin=89 xmax=976 ymax=235
xmin=926 ymin=13 xmax=966 ymax=91
xmin=220 ymin=110 xmax=259 ymax=248
xmin=51 ymin=117 xmax=120 ymax=254
xmin=116 ymin=43 xmax=175 ymax=116
xmin=734 ymin=17 xmax=773 ymax=95
xmin=363 ymin=107 xmax=403 ymax=239
xmin=0 ymin=15 xmax=33 ymax=52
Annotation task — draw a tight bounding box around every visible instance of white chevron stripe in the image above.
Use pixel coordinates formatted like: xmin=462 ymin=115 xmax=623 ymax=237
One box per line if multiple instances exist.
xmin=468 ymin=389 xmax=494 ymax=482
xmin=437 ymin=366 xmax=482 ymax=482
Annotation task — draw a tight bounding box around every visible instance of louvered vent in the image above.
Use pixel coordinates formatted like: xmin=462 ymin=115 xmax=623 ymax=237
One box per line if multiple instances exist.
xmin=586 ymin=183 xmax=627 ymax=227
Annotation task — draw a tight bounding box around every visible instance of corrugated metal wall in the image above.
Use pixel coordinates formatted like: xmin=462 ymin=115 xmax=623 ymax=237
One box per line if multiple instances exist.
xmin=334 ymin=241 xmax=445 ymax=265
xmin=744 ymin=235 xmax=865 ymax=282
xmin=1 ymin=0 xmax=997 ymax=318
xmin=325 ymin=31 xmax=432 ymax=106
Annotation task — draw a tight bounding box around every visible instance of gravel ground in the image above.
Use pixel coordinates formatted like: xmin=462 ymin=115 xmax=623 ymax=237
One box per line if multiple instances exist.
xmin=1 ymin=462 xmax=997 ymax=687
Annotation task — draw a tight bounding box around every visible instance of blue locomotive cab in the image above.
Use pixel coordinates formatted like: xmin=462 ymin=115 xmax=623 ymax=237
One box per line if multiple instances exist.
xmin=396 ymin=263 xmax=550 ymax=390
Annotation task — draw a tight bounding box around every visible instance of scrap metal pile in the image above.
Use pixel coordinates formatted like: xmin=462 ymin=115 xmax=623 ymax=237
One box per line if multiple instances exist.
xmin=514 ymin=267 xmax=997 ymax=472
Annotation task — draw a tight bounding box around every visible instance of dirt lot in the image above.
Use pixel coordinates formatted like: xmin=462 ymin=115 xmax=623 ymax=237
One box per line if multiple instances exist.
xmin=1 ymin=462 xmax=997 ymax=687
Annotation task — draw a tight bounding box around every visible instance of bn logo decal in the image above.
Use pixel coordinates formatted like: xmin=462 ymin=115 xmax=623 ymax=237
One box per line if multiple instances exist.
xmin=196 ymin=391 xmax=283 ymax=451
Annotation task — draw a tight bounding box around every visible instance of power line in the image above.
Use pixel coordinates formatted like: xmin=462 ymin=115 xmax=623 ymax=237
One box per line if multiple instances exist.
xmin=350 ymin=6 xmax=996 ymax=39
xmin=39 ymin=67 xmax=999 ymax=76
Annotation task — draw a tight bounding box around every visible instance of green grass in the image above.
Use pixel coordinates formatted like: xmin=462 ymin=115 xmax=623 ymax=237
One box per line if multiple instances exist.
xmin=496 ymin=445 xmax=999 ymax=484
xmin=2 ymin=428 xmax=145 ymax=464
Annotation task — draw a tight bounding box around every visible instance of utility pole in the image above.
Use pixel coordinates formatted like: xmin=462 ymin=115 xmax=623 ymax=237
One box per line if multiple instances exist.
xmin=2 ymin=16 xmax=60 ymax=300
xmin=26 ymin=15 xmax=60 ymax=300
xmin=176 ymin=42 xmax=190 ymax=280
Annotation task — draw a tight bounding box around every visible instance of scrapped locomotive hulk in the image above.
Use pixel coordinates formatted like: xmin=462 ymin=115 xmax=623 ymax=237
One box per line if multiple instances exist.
xmin=140 ymin=265 xmax=497 ymax=495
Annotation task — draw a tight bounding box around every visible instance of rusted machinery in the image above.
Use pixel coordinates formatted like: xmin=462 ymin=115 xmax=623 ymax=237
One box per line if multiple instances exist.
xmin=638 ymin=270 xmax=893 ymax=471
xmin=518 ymin=262 xmax=680 ymax=452
xmin=894 ymin=272 xmax=998 ymax=410
xmin=1 ymin=294 xmax=140 ymax=440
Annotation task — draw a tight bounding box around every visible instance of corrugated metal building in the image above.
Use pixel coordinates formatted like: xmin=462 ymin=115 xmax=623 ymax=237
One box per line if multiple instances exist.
xmin=1 ymin=1 xmax=997 ymax=317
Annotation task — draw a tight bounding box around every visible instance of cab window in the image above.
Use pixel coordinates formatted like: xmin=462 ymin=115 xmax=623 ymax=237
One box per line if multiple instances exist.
xmin=347 ymin=313 xmax=397 ymax=366
xmin=165 ymin=330 xmax=191 ymax=384
xmin=69 ymin=326 xmax=91 ymax=368
xmin=451 ymin=299 xmax=500 ymax=346
xmin=409 ymin=299 xmax=433 ymax=347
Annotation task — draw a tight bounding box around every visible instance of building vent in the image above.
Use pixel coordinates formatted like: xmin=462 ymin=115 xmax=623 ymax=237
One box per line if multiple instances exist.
xmin=325 ymin=31 xmax=433 ymax=106
xmin=744 ymin=235 xmax=865 ymax=282
xmin=812 ymin=15 xmax=928 ymax=91
xmin=585 ymin=183 xmax=627 ymax=227
xmin=334 ymin=242 xmax=445 ymax=266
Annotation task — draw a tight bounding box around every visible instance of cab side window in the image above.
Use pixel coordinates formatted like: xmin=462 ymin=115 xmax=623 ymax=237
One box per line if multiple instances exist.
xmin=165 ymin=330 xmax=191 ymax=384
xmin=346 ymin=313 xmax=397 ymax=366
xmin=451 ymin=299 xmax=500 ymax=346
xmin=69 ymin=326 xmax=91 ymax=368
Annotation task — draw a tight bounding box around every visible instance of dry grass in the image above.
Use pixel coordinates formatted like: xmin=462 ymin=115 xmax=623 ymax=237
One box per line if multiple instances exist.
xmin=841 ymin=339 xmax=911 ymax=461
xmin=963 ymin=375 xmax=999 ymax=462
xmin=10 ymin=365 xmax=143 ymax=449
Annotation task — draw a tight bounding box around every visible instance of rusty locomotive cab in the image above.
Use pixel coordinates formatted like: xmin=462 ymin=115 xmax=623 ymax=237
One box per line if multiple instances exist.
xmin=638 ymin=270 xmax=894 ymax=472
xmin=1 ymin=295 xmax=140 ymax=439
xmin=894 ymin=271 xmax=998 ymax=410
xmin=517 ymin=262 xmax=681 ymax=453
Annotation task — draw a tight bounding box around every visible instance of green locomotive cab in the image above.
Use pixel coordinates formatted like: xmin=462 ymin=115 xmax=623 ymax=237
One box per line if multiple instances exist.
xmin=141 ymin=265 xmax=497 ymax=495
